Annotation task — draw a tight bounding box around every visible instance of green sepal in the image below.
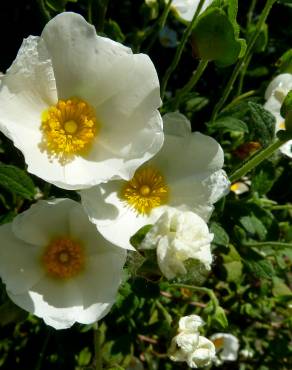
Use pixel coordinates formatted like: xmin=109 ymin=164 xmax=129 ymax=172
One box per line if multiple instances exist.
xmin=191 ymin=7 xmax=246 ymax=67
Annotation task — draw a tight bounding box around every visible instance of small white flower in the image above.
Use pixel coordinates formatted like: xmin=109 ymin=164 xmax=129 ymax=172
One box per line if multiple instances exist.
xmin=81 ymin=112 xmax=229 ymax=250
xmin=169 ymin=0 xmax=214 ymax=22
xmin=210 ymin=333 xmax=239 ymax=363
xmin=169 ymin=315 xmax=216 ymax=368
xmin=264 ymin=73 xmax=292 ymax=158
xmin=0 ymin=198 xmax=126 ymax=329
xmin=0 ymin=12 xmax=163 ymax=189
xmin=140 ymin=208 xmax=213 ymax=279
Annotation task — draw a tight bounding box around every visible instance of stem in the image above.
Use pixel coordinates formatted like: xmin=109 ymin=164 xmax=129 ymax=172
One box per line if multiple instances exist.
xmin=221 ymin=90 xmax=256 ymax=113
xmin=160 ymin=0 xmax=206 ymax=99
xmin=244 ymin=241 xmax=292 ymax=249
xmin=247 ymin=0 xmax=258 ymax=27
xmin=271 ymin=204 xmax=292 ymax=211
xmin=88 ymin=0 xmax=93 ymax=24
xmin=170 ymin=283 xmax=219 ymax=309
xmin=155 ymin=300 xmax=173 ymax=325
xmin=174 ymin=59 xmax=209 ymax=109
xmin=236 ymin=52 xmax=252 ymax=97
xmin=211 ymin=0 xmax=277 ymax=121
xmin=36 ymin=0 xmax=51 ymax=24
xmin=35 ymin=330 xmax=51 ymax=370
xmin=95 ymin=0 xmax=109 ymax=32
xmin=93 ymin=323 xmax=103 ymax=370
xmin=145 ymin=0 xmax=173 ymax=53
xmin=229 ymin=138 xmax=289 ymax=183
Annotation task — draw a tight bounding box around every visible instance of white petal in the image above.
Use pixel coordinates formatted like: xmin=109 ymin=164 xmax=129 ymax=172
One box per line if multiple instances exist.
xmin=162 ymin=112 xmax=191 ymax=137
xmin=41 ymin=12 xmax=132 ymax=104
xmin=154 ymin=132 xmax=224 ymax=182
xmin=12 ymin=199 xmax=75 ymax=246
xmin=210 ymin=333 xmax=239 ymax=361
xmin=178 ymin=315 xmax=204 ymax=332
xmin=279 ymin=140 xmax=292 ymax=158
xmin=264 ymin=73 xmax=292 ymax=100
xmin=81 ymin=181 xmax=152 ymax=250
xmin=0 ymin=223 xmax=44 ymax=294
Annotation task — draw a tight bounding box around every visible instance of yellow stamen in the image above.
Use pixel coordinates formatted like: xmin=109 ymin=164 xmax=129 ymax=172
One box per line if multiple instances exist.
xmin=40 ymin=97 xmax=98 ymax=163
xmin=212 ymin=337 xmax=224 ymax=350
xmin=120 ymin=167 xmax=169 ymax=215
xmin=42 ymin=237 xmax=85 ymax=279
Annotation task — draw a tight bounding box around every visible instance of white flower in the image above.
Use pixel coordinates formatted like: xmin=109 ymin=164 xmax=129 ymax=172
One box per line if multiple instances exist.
xmin=169 ymin=0 xmax=214 ymax=22
xmin=81 ymin=112 xmax=229 ymax=250
xmin=0 ymin=198 xmax=126 ymax=329
xmin=264 ymin=73 xmax=292 ymax=158
xmin=169 ymin=315 xmax=216 ymax=368
xmin=0 ymin=12 xmax=163 ymax=190
xmin=140 ymin=208 xmax=213 ymax=279
xmin=210 ymin=333 xmax=239 ymax=363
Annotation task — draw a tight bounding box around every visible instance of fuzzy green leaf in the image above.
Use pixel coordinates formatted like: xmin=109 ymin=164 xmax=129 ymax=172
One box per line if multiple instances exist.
xmin=0 ymin=165 xmax=35 ymax=200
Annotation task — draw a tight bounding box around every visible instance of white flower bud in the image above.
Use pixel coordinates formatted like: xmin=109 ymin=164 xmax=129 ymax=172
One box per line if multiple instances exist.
xmin=140 ymin=208 xmax=214 ymax=279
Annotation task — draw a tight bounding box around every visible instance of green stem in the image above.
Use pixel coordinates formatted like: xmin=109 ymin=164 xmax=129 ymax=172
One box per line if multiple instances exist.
xmin=170 ymin=283 xmax=219 ymax=309
xmin=174 ymin=59 xmax=209 ymax=109
xmin=156 ymin=300 xmax=173 ymax=325
xmin=96 ymin=0 xmax=109 ymax=32
xmin=88 ymin=0 xmax=93 ymax=24
xmin=244 ymin=241 xmax=292 ymax=249
xmin=93 ymin=323 xmax=103 ymax=370
xmin=229 ymin=138 xmax=289 ymax=183
xmin=236 ymin=52 xmax=252 ymax=97
xmin=35 ymin=330 xmax=51 ymax=370
xmin=160 ymin=0 xmax=206 ymax=100
xmin=247 ymin=0 xmax=258 ymax=27
xmin=270 ymin=204 xmax=292 ymax=211
xmin=221 ymin=90 xmax=256 ymax=113
xmin=145 ymin=0 xmax=173 ymax=53
xmin=211 ymin=0 xmax=277 ymax=121
xmin=36 ymin=0 xmax=51 ymax=23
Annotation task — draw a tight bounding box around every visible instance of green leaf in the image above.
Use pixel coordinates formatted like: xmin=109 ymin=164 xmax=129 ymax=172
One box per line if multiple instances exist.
xmin=191 ymin=7 xmax=246 ymax=67
xmin=104 ymin=19 xmax=126 ymax=43
xmin=212 ymin=306 xmax=228 ymax=329
xmin=222 ymin=244 xmax=243 ymax=283
xmin=0 ymin=165 xmax=35 ymax=200
xmin=247 ymin=23 xmax=268 ymax=53
xmin=130 ymin=224 xmax=152 ymax=249
xmin=244 ymin=251 xmax=275 ymax=279
xmin=251 ymin=161 xmax=280 ymax=196
xmin=272 ymin=277 xmax=292 ymax=297
xmin=240 ymin=214 xmax=267 ymax=240
xmin=0 ymin=299 xmax=28 ymax=326
xmin=248 ymin=102 xmax=276 ymax=147
xmin=276 ymin=49 xmax=292 ymax=74
xmin=210 ymin=222 xmax=230 ymax=247
xmin=209 ymin=116 xmax=249 ymax=134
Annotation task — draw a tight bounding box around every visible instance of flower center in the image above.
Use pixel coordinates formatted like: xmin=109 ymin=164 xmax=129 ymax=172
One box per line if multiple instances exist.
xmin=120 ymin=167 xmax=169 ymax=215
xmin=212 ymin=337 xmax=224 ymax=350
xmin=42 ymin=237 xmax=85 ymax=279
xmin=40 ymin=98 xmax=98 ymax=163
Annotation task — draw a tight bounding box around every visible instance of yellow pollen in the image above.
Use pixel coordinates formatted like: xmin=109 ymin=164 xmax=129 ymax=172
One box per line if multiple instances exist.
xmin=64 ymin=120 xmax=78 ymax=134
xmin=40 ymin=97 xmax=98 ymax=163
xmin=120 ymin=167 xmax=169 ymax=215
xmin=42 ymin=237 xmax=85 ymax=279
